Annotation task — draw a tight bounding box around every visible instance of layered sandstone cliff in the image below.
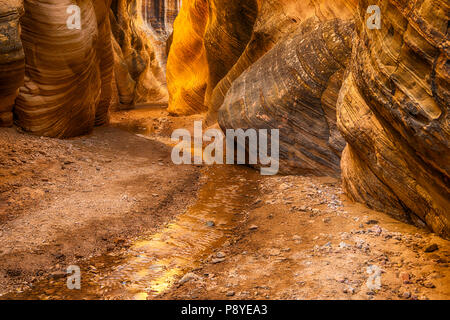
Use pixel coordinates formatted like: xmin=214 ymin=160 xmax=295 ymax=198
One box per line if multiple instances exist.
xmin=166 ymin=0 xmax=449 ymax=237
xmin=141 ymin=0 xmax=182 ymax=71
xmin=218 ymin=19 xmax=353 ymax=175
xmin=0 ymin=0 xmax=24 ymax=127
xmin=13 ymin=0 xmax=113 ymax=137
xmin=337 ymin=0 xmax=449 ymax=238
xmin=0 ymin=0 xmax=168 ymax=137
xmin=110 ymin=0 xmax=168 ymax=111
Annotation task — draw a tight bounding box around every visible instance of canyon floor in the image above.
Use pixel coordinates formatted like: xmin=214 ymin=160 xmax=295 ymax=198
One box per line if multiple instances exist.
xmin=0 ymin=106 xmax=449 ymax=300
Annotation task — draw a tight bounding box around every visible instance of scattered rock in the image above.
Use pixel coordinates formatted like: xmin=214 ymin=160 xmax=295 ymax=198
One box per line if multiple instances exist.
xmin=249 ymin=225 xmax=258 ymax=230
xmin=369 ymin=225 xmax=382 ymax=235
xmin=424 ymin=244 xmax=439 ymax=253
xmin=423 ymin=282 xmax=436 ymax=289
xmin=339 ymin=242 xmax=348 ymax=249
xmin=402 ymin=291 xmax=411 ymax=299
xmin=178 ymin=272 xmax=200 ymax=284
xmin=226 ymin=291 xmax=235 ymax=297
xmin=400 ymin=273 xmax=411 ymax=284
xmin=343 ymin=286 xmax=355 ymax=294
xmin=211 ymin=257 xmax=226 ymax=264
xmin=216 ymin=252 xmax=226 ymax=258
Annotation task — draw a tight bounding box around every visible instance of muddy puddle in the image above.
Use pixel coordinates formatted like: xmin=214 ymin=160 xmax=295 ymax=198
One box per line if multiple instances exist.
xmin=3 ymin=163 xmax=260 ymax=300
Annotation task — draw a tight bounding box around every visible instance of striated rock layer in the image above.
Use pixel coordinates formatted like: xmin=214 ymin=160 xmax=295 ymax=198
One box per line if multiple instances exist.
xmin=0 ymin=1 xmax=24 ymax=127
xmin=2 ymin=0 xmax=166 ymax=137
xmin=218 ymin=19 xmax=354 ymax=175
xmin=337 ymin=0 xmax=449 ymax=238
xmin=166 ymin=0 xmax=209 ymax=115
xmin=167 ymin=0 xmax=449 ymax=236
xmin=167 ymin=0 xmax=357 ymax=116
xmin=14 ymin=0 xmax=110 ymax=138
xmin=141 ymin=0 xmax=182 ymax=72
xmin=110 ymin=0 xmax=168 ymax=110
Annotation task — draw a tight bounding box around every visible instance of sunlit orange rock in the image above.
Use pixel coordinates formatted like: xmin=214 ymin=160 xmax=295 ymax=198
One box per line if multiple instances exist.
xmin=166 ymin=0 xmax=209 ymax=115
xmin=8 ymin=0 xmax=166 ymax=137
xmin=166 ymin=0 xmax=357 ymax=117
xmin=167 ymin=0 xmax=449 ymax=236
xmin=218 ymin=19 xmax=354 ymax=175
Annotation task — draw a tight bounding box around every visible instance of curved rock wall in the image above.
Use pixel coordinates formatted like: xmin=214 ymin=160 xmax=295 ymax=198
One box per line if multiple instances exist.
xmin=0 ymin=0 xmax=167 ymax=137
xmin=167 ymin=0 xmax=449 ymax=236
xmin=166 ymin=0 xmax=357 ymax=117
xmin=166 ymin=0 xmax=209 ymax=115
xmin=14 ymin=0 xmax=108 ymax=138
xmin=110 ymin=0 xmax=168 ymax=110
xmin=218 ymin=19 xmax=354 ymax=176
xmin=141 ymin=0 xmax=182 ymax=72
xmin=0 ymin=1 xmax=24 ymax=127
xmin=337 ymin=0 xmax=449 ymax=237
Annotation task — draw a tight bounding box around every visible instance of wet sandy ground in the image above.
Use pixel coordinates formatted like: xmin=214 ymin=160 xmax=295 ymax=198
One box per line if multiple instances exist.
xmin=1 ymin=106 xmax=449 ymax=299
xmin=0 ymin=113 xmax=201 ymax=297
xmin=160 ymin=175 xmax=450 ymax=300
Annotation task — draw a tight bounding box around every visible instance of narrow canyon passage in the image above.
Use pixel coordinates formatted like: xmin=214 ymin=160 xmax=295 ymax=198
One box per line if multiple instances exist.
xmin=0 ymin=0 xmax=448 ymax=301
xmin=1 ymin=107 xmax=449 ymax=300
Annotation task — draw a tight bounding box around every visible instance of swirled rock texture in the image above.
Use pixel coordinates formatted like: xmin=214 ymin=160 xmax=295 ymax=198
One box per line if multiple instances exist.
xmin=167 ymin=0 xmax=356 ymax=174
xmin=14 ymin=0 xmax=112 ymax=137
xmin=167 ymin=0 xmax=449 ymax=236
xmin=218 ymin=19 xmax=354 ymax=176
xmin=337 ymin=0 xmax=449 ymax=238
xmin=109 ymin=0 xmax=168 ymax=110
xmin=142 ymin=0 xmax=181 ymax=39
xmin=141 ymin=0 xmax=182 ymax=71
xmin=166 ymin=0 xmax=209 ymax=115
xmin=166 ymin=0 xmax=357 ymax=117
xmin=4 ymin=0 xmax=166 ymax=137
xmin=0 ymin=1 xmax=24 ymax=127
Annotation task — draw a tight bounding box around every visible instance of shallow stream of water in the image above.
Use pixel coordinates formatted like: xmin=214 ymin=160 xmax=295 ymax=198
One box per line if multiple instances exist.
xmin=5 ymin=163 xmax=259 ymax=300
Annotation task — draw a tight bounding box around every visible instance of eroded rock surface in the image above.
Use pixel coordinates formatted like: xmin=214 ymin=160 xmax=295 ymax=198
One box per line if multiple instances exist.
xmin=14 ymin=0 xmax=109 ymax=138
xmin=166 ymin=0 xmax=209 ymax=115
xmin=0 ymin=1 xmax=24 ymax=127
xmin=218 ymin=19 xmax=354 ymax=175
xmin=337 ymin=0 xmax=450 ymax=238
xmin=141 ymin=0 xmax=182 ymax=71
xmin=110 ymin=0 xmax=168 ymax=111
xmin=166 ymin=0 xmax=449 ymax=236
xmin=0 ymin=0 xmax=167 ymax=137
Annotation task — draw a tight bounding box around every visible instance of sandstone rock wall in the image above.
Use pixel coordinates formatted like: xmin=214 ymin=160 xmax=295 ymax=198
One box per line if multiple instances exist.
xmin=0 ymin=1 xmax=24 ymax=127
xmin=337 ymin=0 xmax=449 ymax=237
xmin=166 ymin=0 xmax=209 ymax=115
xmin=14 ymin=0 xmax=109 ymax=138
xmin=110 ymin=0 xmax=168 ymax=110
xmin=0 ymin=0 xmax=167 ymax=137
xmin=166 ymin=0 xmax=357 ymax=117
xmin=218 ymin=19 xmax=354 ymax=175
xmin=166 ymin=0 xmax=449 ymax=236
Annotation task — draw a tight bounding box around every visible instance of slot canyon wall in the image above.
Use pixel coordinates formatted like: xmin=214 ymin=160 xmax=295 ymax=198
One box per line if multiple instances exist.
xmin=166 ymin=0 xmax=449 ymax=238
xmin=337 ymin=0 xmax=449 ymax=238
xmin=0 ymin=1 xmax=448 ymax=237
xmin=140 ymin=0 xmax=182 ymax=72
xmin=0 ymin=0 xmax=171 ymax=137
xmin=0 ymin=0 xmax=24 ymax=128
